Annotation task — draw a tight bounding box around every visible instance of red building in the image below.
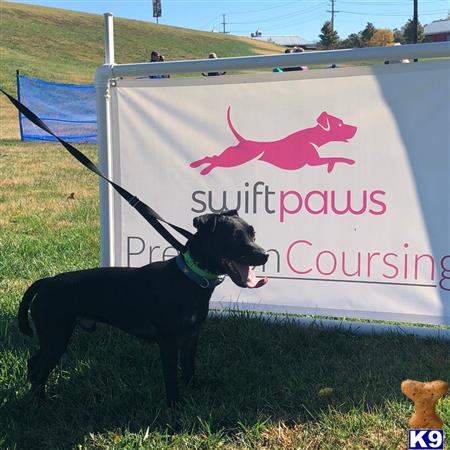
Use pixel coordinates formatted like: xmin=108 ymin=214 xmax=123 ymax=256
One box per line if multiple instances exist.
xmin=424 ymin=19 xmax=450 ymax=42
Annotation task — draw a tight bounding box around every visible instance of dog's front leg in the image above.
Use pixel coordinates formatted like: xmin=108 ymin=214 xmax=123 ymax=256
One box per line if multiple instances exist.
xmin=325 ymin=157 xmax=355 ymax=173
xmin=180 ymin=331 xmax=199 ymax=387
xmin=308 ymin=157 xmax=355 ymax=173
xmin=158 ymin=339 xmax=180 ymax=406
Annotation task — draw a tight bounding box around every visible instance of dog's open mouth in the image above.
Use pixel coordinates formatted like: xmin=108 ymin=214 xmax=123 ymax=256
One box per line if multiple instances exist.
xmin=223 ymin=259 xmax=268 ymax=288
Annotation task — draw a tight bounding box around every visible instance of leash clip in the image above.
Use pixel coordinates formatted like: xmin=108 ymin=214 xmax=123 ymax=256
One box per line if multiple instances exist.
xmin=128 ymin=196 xmax=140 ymax=207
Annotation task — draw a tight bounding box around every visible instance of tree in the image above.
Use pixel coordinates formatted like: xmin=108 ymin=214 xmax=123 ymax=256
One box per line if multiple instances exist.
xmin=361 ymin=22 xmax=377 ymax=46
xmin=319 ymin=21 xmax=340 ymax=49
xmin=341 ymin=32 xmax=363 ymax=48
xmin=393 ymin=28 xmax=405 ymax=44
xmin=369 ymin=29 xmax=394 ymax=47
xmin=402 ymin=18 xmax=425 ymax=43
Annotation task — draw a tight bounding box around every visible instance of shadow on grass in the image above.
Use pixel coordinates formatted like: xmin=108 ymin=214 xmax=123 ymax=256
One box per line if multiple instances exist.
xmin=1 ymin=311 xmax=449 ymax=449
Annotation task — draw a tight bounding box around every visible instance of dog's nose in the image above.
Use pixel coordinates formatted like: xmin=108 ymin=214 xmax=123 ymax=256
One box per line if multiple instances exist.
xmin=259 ymin=252 xmax=269 ymax=265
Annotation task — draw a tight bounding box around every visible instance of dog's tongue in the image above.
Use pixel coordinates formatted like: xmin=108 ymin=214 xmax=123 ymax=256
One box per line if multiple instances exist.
xmin=235 ymin=263 xmax=268 ymax=288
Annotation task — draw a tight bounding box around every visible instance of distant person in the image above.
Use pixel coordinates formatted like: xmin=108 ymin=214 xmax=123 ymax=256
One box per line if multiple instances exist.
xmin=148 ymin=50 xmax=166 ymax=79
xmin=273 ymin=46 xmax=308 ymax=73
xmin=202 ymin=52 xmax=226 ymax=77
xmin=150 ymin=50 xmax=160 ymax=62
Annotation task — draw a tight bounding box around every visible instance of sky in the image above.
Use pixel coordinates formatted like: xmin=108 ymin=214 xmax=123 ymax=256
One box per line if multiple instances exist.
xmin=8 ymin=0 xmax=449 ymax=42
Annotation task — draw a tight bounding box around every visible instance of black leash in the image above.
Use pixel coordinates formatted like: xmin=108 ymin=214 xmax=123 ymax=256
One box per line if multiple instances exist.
xmin=0 ymin=88 xmax=193 ymax=252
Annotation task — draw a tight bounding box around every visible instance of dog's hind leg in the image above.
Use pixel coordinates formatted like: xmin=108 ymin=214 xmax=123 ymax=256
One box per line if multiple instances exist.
xmin=190 ymin=156 xmax=212 ymax=168
xmin=27 ymin=350 xmax=40 ymax=380
xmin=191 ymin=144 xmax=264 ymax=175
xmin=190 ymin=156 xmax=219 ymax=175
xmin=28 ymin=318 xmax=75 ymax=398
xmin=27 ymin=350 xmax=47 ymax=399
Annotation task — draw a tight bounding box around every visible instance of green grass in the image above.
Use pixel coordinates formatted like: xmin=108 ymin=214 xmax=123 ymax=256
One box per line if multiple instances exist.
xmin=1 ymin=144 xmax=450 ymax=450
xmin=1 ymin=2 xmax=450 ymax=449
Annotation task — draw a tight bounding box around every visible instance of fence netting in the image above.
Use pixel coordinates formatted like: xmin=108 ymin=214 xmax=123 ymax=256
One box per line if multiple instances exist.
xmin=17 ymin=73 xmax=97 ymax=143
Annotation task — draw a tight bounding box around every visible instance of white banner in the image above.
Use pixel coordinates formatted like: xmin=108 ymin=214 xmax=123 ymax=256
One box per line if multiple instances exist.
xmin=109 ymin=61 xmax=450 ymax=325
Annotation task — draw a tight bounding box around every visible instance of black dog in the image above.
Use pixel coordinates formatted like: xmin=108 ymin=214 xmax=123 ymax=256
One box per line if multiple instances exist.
xmin=18 ymin=210 xmax=268 ymax=406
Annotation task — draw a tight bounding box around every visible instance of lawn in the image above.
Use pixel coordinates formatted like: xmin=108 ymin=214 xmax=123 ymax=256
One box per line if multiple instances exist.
xmin=0 ymin=2 xmax=449 ymax=449
xmin=0 ymin=131 xmax=449 ymax=450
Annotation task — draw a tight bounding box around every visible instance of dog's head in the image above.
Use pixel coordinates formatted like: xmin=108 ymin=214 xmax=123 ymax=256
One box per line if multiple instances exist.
xmin=188 ymin=210 xmax=268 ymax=288
xmin=316 ymin=111 xmax=357 ymax=142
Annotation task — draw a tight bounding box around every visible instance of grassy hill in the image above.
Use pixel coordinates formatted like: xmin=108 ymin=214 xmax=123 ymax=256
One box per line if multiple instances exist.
xmin=0 ymin=1 xmax=282 ymax=139
xmin=1 ymin=1 xmax=282 ymax=90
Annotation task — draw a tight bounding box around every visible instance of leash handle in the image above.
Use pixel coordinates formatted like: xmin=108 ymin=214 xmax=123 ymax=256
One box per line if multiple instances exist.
xmin=1 ymin=88 xmax=193 ymax=252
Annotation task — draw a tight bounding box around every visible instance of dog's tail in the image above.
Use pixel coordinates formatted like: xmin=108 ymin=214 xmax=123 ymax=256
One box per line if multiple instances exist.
xmin=18 ymin=280 xmax=42 ymax=337
xmin=227 ymin=106 xmax=247 ymax=143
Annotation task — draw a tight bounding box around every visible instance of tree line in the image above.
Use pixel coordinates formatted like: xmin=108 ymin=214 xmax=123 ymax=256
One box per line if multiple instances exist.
xmin=319 ymin=19 xmax=426 ymax=49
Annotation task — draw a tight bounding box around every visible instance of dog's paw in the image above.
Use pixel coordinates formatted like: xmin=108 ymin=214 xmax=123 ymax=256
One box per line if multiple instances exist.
xmin=190 ymin=160 xmax=202 ymax=168
xmin=199 ymin=165 xmax=215 ymax=176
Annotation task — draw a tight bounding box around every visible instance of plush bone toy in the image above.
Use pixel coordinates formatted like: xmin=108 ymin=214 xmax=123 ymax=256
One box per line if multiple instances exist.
xmin=401 ymin=379 xmax=448 ymax=429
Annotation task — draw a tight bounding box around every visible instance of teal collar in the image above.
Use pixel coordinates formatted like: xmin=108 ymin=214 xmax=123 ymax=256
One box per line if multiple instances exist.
xmin=175 ymin=252 xmax=225 ymax=289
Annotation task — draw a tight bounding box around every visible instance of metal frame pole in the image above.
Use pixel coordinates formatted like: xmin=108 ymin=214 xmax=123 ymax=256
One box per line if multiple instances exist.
xmin=97 ymin=13 xmax=115 ymax=267
xmin=109 ymin=42 xmax=450 ymax=79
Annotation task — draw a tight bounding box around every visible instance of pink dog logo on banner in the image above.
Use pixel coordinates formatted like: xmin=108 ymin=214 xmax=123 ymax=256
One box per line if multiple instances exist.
xmin=190 ymin=107 xmax=357 ymax=175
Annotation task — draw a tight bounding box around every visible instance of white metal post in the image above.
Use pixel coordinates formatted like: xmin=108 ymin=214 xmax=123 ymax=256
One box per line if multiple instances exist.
xmin=97 ymin=13 xmax=116 ymax=267
xmin=104 ymin=12 xmax=115 ymax=66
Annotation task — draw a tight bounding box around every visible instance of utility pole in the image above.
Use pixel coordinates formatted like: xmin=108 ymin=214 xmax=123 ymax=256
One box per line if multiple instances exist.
xmin=413 ymin=0 xmax=418 ymax=61
xmin=413 ymin=0 xmax=418 ymax=44
xmin=331 ymin=0 xmax=335 ymax=31
xmin=326 ymin=0 xmax=339 ymax=31
xmin=222 ymin=14 xmax=227 ymax=34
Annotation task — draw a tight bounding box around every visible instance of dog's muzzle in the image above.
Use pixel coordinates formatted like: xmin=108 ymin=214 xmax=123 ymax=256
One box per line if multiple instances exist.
xmin=222 ymin=252 xmax=269 ymax=289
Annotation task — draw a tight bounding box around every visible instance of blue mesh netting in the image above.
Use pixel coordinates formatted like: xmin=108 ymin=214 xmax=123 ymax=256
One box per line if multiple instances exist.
xmin=17 ymin=73 xmax=97 ymax=143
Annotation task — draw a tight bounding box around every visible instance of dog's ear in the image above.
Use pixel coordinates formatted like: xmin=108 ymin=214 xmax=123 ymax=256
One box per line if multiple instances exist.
xmin=317 ymin=112 xmax=330 ymax=131
xmin=221 ymin=209 xmax=239 ymax=217
xmin=193 ymin=214 xmax=219 ymax=233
